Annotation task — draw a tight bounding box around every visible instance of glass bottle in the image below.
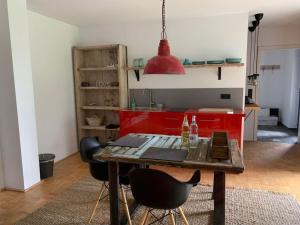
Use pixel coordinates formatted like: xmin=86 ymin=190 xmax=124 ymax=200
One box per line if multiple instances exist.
xmin=131 ymin=96 xmax=136 ymax=109
xmin=189 ymin=115 xmax=199 ymax=148
xmin=181 ymin=115 xmax=190 ymax=148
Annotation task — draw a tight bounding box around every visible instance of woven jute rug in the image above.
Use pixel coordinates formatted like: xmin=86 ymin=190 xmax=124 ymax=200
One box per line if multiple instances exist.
xmin=16 ymin=177 xmax=300 ymax=225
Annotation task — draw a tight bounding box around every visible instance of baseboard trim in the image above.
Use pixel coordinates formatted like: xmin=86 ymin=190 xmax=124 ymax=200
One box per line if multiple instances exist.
xmin=4 ymin=180 xmax=44 ymax=192
xmin=4 ymin=187 xmax=25 ymax=192
xmin=24 ymin=180 xmax=44 ymax=192
xmin=54 ymin=150 xmax=79 ymax=165
xmin=1 ymin=151 xmax=79 ymax=193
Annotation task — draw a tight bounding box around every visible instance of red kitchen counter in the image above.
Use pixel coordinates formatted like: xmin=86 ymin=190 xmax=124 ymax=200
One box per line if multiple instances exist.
xmin=119 ymin=108 xmax=245 ymax=150
xmin=186 ymin=108 xmax=245 ymax=149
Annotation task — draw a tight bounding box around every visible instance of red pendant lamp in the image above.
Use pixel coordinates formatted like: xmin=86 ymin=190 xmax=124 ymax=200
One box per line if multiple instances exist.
xmin=143 ymin=0 xmax=185 ymax=75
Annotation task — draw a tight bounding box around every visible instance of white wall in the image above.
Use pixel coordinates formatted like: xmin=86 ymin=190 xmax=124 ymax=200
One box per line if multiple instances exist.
xmin=259 ymin=26 xmax=300 ymax=48
xmin=297 ymin=50 xmax=300 ymax=140
xmin=0 ymin=151 xmax=3 ymax=189
xmin=245 ymin=25 xmax=300 ymax=140
xmin=0 ymin=0 xmax=16 ymax=191
xmin=0 ymin=0 xmax=26 ymax=190
xmin=28 ymin=11 xmax=79 ymax=162
xmin=79 ymin=13 xmax=248 ymax=93
xmin=0 ymin=0 xmax=40 ymax=190
xmin=259 ymin=49 xmax=300 ymax=128
xmin=247 ymin=25 xmax=300 ymax=89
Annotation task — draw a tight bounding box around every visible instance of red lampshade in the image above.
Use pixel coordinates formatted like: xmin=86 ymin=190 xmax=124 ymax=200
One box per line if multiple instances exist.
xmin=144 ymin=39 xmax=185 ymax=75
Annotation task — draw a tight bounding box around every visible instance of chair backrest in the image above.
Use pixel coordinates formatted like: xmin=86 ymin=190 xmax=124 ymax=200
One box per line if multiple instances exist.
xmin=79 ymin=137 xmax=101 ymax=163
xmin=129 ymin=168 xmax=192 ymax=209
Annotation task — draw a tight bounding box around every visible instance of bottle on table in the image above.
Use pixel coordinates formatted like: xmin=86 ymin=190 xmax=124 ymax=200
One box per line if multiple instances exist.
xmin=181 ymin=115 xmax=190 ymax=148
xmin=189 ymin=115 xmax=199 ymax=148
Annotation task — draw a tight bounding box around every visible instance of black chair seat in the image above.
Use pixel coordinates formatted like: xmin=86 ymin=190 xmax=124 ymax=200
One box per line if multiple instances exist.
xmin=88 ymin=160 xmax=133 ymax=185
xmin=80 ymin=137 xmax=135 ymax=185
xmin=79 ymin=137 xmax=134 ymax=224
xmin=129 ymin=168 xmax=200 ymax=210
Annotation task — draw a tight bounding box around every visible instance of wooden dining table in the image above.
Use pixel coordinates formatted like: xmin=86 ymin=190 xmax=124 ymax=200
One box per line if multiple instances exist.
xmin=93 ymin=133 xmax=245 ymax=225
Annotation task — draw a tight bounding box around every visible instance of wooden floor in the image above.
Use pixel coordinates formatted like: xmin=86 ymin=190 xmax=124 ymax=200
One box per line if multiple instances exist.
xmin=1 ymin=141 xmax=300 ymax=225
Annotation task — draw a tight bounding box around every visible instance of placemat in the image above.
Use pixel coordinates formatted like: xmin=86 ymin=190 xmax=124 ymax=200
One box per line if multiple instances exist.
xmin=109 ymin=136 xmax=149 ymax=148
xmin=141 ymin=147 xmax=188 ymax=162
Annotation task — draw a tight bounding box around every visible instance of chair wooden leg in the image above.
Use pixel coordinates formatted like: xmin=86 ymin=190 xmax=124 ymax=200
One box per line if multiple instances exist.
xmin=169 ymin=210 xmax=176 ymax=225
xmin=120 ymin=186 xmax=132 ymax=225
xmin=140 ymin=209 xmax=150 ymax=225
xmin=89 ymin=183 xmax=106 ymax=223
xmin=178 ymin=207 xmax=189 ymax=225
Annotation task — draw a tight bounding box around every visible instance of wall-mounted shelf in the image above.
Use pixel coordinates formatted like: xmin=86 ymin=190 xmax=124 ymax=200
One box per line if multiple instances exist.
xmin=245 ymin=103 xmax=260 ymax=111
xmin=126 ymin=63 xmax=244 ymax=81
xmin=78 ymin=66 xmax=118 ymax=71
xmin=126 ymin=66 xmax=144 ymax=81
xmin=81 ymin=126 xmax=120 ymax=131
xmin=260 ymin=65 xmax=280 ymax=74
xmin=81 ymin=106 xmax=120 ymax=111
xmin=80 ymin=87 xmax=119 ymax=90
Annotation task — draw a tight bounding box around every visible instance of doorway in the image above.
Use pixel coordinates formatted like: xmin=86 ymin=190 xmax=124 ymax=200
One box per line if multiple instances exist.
xmin=257 ymin=48 xmax=300 ymax=144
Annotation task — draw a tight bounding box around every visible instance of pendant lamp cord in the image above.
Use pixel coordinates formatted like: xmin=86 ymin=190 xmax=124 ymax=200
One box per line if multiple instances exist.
xmin=161 ymin=0 xmax=167 ymax=39
xmin=253 ymin=28 xmax=257 ymax=75
xmin=255 ymin=24 xmax=260 ymax=73
xmin=250 ymin=31 xmax=252 ymax=75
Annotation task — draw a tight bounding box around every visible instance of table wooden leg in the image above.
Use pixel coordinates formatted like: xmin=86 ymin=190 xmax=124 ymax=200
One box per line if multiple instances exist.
xmin=213 ymin=171 xmax=225 ymax=225
xmin=109 ymin=162 xmax=120 ymax=225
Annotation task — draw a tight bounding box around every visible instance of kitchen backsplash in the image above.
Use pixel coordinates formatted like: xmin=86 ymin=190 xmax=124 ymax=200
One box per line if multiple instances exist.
xmin=129 ymin=88 xmax=243 ymax=109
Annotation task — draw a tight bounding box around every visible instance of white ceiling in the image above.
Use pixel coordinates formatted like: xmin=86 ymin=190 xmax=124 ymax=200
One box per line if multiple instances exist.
xmin=27 ymin=0 xmax=300 ymax=27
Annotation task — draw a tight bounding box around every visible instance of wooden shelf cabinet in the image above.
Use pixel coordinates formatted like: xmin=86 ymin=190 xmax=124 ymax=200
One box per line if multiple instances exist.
xmin=80 ymin=87 xmax=119 ymax=90
xmin=73 ymin=44 xmax=128 ymax=144
xmin=78 ymin=66 xmax=118 ymax=71
xmin=81 ymin=106 xmax=120 ymax=111
xmin=81 ymin=126 xmax=120 ymax=131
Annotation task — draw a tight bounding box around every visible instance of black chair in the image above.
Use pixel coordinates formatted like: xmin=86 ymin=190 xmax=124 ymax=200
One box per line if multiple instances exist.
xmin=129 ymin=168 xmax=200 ymax=225
xmin=80 ymin=137 xmax=133 ymax=224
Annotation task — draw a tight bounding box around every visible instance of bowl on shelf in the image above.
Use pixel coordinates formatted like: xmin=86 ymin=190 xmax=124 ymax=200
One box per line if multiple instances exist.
xmin=183 ymin=58 xmax=192 ymax=65
xmin=225 ymin=58 xmax=242 ymax=63
xmin=86 ymin=115 xmax=104 ymax=127
xmin=192 ymin=61 xmax=205 ymax=65
xmin=133 ymin=58 xmax=145 ymax=67
xmin=207 ymin=60 xmax=225 ymax=64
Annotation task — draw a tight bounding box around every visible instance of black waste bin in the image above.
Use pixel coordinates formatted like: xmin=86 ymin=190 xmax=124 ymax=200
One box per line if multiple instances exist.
xmin=39 ymin=153 xmax=55 ymax=179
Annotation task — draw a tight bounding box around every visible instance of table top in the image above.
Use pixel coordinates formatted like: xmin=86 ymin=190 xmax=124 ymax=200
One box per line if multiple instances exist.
xmin=94 ymin=134 xmax=245 ymax=173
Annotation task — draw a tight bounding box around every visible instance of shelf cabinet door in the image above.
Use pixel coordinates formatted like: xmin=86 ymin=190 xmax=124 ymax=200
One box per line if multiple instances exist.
xmin=119 ymin=111 xmax=243 ymax=148
xmin=120 ymin=111 xmax=184 ymax=136
xmin=161 ymin=112 xmax=184 ymax=135
xmin=146 ymin=112 xmax=184 ymax=135
xmin=119 ymin=111 xmax=151 ymax=136
xmin=224 ymin=115 xmax=243 ymax=147
xmin=197 ymin=114 xmax=225 ymax=130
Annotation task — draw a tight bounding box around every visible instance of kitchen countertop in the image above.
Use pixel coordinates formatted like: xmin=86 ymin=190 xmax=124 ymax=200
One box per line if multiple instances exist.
xmin=245 ymin=103 xmax=260 ymax=110
xmin=121 ymin=107 xmax=245 ymax=115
